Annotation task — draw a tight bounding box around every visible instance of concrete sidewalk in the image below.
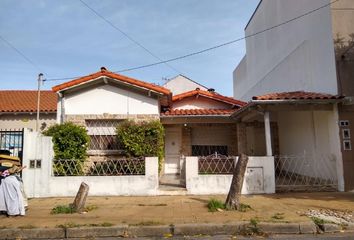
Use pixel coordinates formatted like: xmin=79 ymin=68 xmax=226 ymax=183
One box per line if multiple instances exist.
xmin=0 ymin=192 xmax=353 ymax=238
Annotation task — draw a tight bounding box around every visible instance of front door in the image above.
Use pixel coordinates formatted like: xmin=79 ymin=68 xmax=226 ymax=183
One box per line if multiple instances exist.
xmin=164 ymin=127 xmax=181 ymax=174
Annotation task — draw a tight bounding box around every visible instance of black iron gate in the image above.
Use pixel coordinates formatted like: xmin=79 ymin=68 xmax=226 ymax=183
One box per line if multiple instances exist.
xmin=0 ymin=129 xmax=24 ymax=161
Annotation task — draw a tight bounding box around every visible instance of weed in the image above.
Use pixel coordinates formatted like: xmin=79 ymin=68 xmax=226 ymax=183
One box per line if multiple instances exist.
xmin=311 ymin=216 xmax=333 ymax=225
xmin=51 ymin=204 xmax=75 ymax=214
xmin=207 ymin=198 xmax=225 ymax=212
xmin=85 ymin=205 xmax=98 ymax=212
xmin=18 ymin=224 xmax=36 ymax=229
xmin=238 ymin=203 xmax=252 ymax=212
xmin=240 ymin=218 xmax=265 ymax=236
xmin=271 ymin=212 xmax=285 ymax=220
xmin=130 ymin=221 xmax=163 ymax=226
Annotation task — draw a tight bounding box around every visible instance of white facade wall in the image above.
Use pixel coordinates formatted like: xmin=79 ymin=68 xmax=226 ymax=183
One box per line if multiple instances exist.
xmin=173 ymin=98 xmax=230 ymax=110
xmin=22 ymin=129 xmax=159 ymax=197
xmin=185 ymin=156 xmax=275 ymax=195
xmin=234 ymin=0 xmax=338 ymax=101
xmin=63 ymin=84 xmax=159 ymax=116
xmin=163 ymin=75 xmax=207 ymax=95
xmin=277 ymin=108 xmax=343 ymax=190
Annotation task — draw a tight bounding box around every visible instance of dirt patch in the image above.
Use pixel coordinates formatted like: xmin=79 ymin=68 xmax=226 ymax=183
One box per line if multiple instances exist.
xmin=0 ymin=192 xmax=353 ymax=228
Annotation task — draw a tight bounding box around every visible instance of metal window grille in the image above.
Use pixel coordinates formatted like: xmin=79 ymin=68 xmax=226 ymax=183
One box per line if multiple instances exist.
xmin=0 ymin=129 xmax=24 ymax=160
xmin=192 ymin=145 xmax=228 ymax=156
xmin=275 ymin=154 xmax=337 ymax=192
xmin=198 ymin=154 xmax=235 ymax=174
xmin=85 ymin=120 xmax=121 ymax=150
xmin=53 ymin=157 xmax=145 ymax=176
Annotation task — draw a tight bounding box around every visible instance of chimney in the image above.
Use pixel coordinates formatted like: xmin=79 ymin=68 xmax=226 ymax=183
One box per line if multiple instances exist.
xmin=208 ymin=88 xmax=215 ymax=93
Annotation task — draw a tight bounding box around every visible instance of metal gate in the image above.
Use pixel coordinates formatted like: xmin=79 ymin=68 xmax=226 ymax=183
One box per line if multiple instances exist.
xmin=0 ymin=129 xmax=24 ymax=161
xmin=275 ymin=154 xmax=337 ymax=192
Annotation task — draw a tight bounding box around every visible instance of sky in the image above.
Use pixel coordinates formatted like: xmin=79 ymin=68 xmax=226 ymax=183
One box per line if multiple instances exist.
xmin=0 ymin=0 xmax=259 ymax=97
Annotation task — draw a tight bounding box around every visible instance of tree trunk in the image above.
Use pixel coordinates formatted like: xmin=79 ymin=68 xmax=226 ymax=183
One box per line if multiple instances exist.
xmin=225 ymin=153 xmax=249 ymax=210
xmin=72 ymin=182 xmax=89 ymax=213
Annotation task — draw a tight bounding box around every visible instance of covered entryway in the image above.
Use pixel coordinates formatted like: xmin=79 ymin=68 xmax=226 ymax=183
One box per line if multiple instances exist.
xmin=232 ymin=91 xmax=344 ymax=192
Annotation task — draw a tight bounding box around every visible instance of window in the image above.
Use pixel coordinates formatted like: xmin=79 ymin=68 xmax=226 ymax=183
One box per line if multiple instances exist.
xmin=339 ymin=120 xmax=349 ymax=127
xmin=192 ymin=145 xmax=228 ymax=156
xmin=343 ymin=140 xmax=352 ymax=151
xmin=342 ymin=129 xmax=351 ymax=139
xmin=85 ymin=120 xmax=122 ymax=150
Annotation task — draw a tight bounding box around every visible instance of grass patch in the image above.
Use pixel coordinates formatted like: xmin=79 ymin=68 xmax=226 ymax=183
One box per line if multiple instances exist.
xmin=207 ymin=198 xmax=225 ymax=212
xmin=130 ymin=221 xmax=163 ymax=226
xmin=51 ymin=204 xmax=75 ymax=214
xmin=56 ymin=222 xmax=81 ymax=228
xmin=311 ymin=216 xmax=334 ymax=225
xmin=207 ymin=199 xmax=252 ymax=212
xmin=240 ymin=218 xmax=266 ymax=237
xmin=271 ymin=212 xmax=285 ymax=220
xmin=18 ymin=224 xmax=36 ymax=229
xmin=51 ymin=204 xmax=98 ymax=214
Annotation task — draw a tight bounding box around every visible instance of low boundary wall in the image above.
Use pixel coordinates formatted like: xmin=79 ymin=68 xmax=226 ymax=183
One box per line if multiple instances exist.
xmin=185 ymin=156 xmax=275 ymax=194
xmin=22 ymin=129 xmax=158 ymax=197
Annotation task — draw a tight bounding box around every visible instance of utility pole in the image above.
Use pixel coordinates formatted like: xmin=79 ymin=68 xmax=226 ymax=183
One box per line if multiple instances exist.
xmin=36 ymin=73 xmax=44 ymax=132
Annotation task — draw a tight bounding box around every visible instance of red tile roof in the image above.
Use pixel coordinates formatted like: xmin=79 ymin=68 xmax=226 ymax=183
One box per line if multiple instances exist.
xmin=52 ymin=67 xmax=171 ymax=95
xmin=0 ymin=91 xmax=57 ymax=113
xmin=172 ymin=89 xmax=246 ymax=107
xmin=161 ymin=109 xmax=234 ymax=116
xmin=252 ymin=91 xmax=344 ymax=100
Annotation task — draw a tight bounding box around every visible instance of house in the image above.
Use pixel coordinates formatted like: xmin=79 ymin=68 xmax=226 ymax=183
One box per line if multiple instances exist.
xmin=233 ymin=0 xmax=353 ymax=191
xmin=161 ymin=88 xmax=245 ymax=175
xmin=0 ymin=90 xmax=57 ymax=131
xmin=0 ymin=90 xmax=57 ymax=159
xmin=162 ymin=75 xmax=208 ymax=95
xmin=51 ymin=67 xmax=249 ymax=184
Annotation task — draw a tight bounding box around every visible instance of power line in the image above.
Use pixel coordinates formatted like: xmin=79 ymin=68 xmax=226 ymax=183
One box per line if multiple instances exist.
xmin=0 ymin=34 xmax=42 ymax=72
xmin=78 ymin=0 xmax=181 ymax=74
xmin=45 ymin=0 xmax=339 ymax=82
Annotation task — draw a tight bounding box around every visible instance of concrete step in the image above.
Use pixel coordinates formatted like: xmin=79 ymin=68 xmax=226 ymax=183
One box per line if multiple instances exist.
xmin=157 ymin=188 xmax=188 ymax=196
xmin=159 ymin=174 xmax=184 ymax=186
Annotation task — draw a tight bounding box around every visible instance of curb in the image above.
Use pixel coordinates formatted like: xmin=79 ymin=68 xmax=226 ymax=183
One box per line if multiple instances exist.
xmin=0 ymin=221 xmax=351 ymax=239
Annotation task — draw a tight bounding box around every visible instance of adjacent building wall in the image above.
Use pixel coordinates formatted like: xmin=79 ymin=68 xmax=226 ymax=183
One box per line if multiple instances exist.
xmin=0 ymin=113 xmax=56 ymax=131
xmin=233 ymin=0 xmax=338 ymax=101
xmin=163 ymin=75 xmax=208 ymax=95
xmin=173 ymin=97 xmax=230 ymax=110
xmin=277 ymin=109 xmax=342 ymax=189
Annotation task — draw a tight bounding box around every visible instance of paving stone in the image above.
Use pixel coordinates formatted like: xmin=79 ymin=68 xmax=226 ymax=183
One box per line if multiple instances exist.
xmin=0 ymin=228 xmax=65 ymax=239
xmin=66 ymin=225 xmax=128 ymax=238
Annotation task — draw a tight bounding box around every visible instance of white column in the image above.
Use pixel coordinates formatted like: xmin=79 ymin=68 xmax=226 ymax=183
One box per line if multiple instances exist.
xmin=264 ymin=111 xmax=273 ymax=156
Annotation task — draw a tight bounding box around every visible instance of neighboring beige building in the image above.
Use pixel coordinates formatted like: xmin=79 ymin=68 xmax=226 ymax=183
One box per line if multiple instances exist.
xmin=162 ymin=75 xmax=208 ymax=95
xmin=0 ymin=90 xmax=57 ymax=131
xmin=331 ymin=0 xmax=354 ymax=191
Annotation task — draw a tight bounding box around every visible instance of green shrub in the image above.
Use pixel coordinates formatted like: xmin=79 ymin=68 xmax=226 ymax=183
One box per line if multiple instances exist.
xmin=44 ymin=122 xmax=89 ymax=161
xmin=207 ymin=198 xmax=225 ymax=212
xmin=116 ymin=120 xmax=164 ymax=172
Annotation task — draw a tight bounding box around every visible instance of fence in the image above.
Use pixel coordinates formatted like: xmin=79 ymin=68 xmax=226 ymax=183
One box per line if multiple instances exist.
xmin=52 ymin=157 xmax=145 ymax=176
xmin=186 ymin=156 xmax=275 ymax=195
xmin=275 ymin=154 xmax=338 ymax=192
xmin=0 ymin=129 xmax=24 ymax=159
xmin=21 ymin=129 xmax=159 ymax=197
xmin=198 ymin=154 xmax=235 ymax=174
